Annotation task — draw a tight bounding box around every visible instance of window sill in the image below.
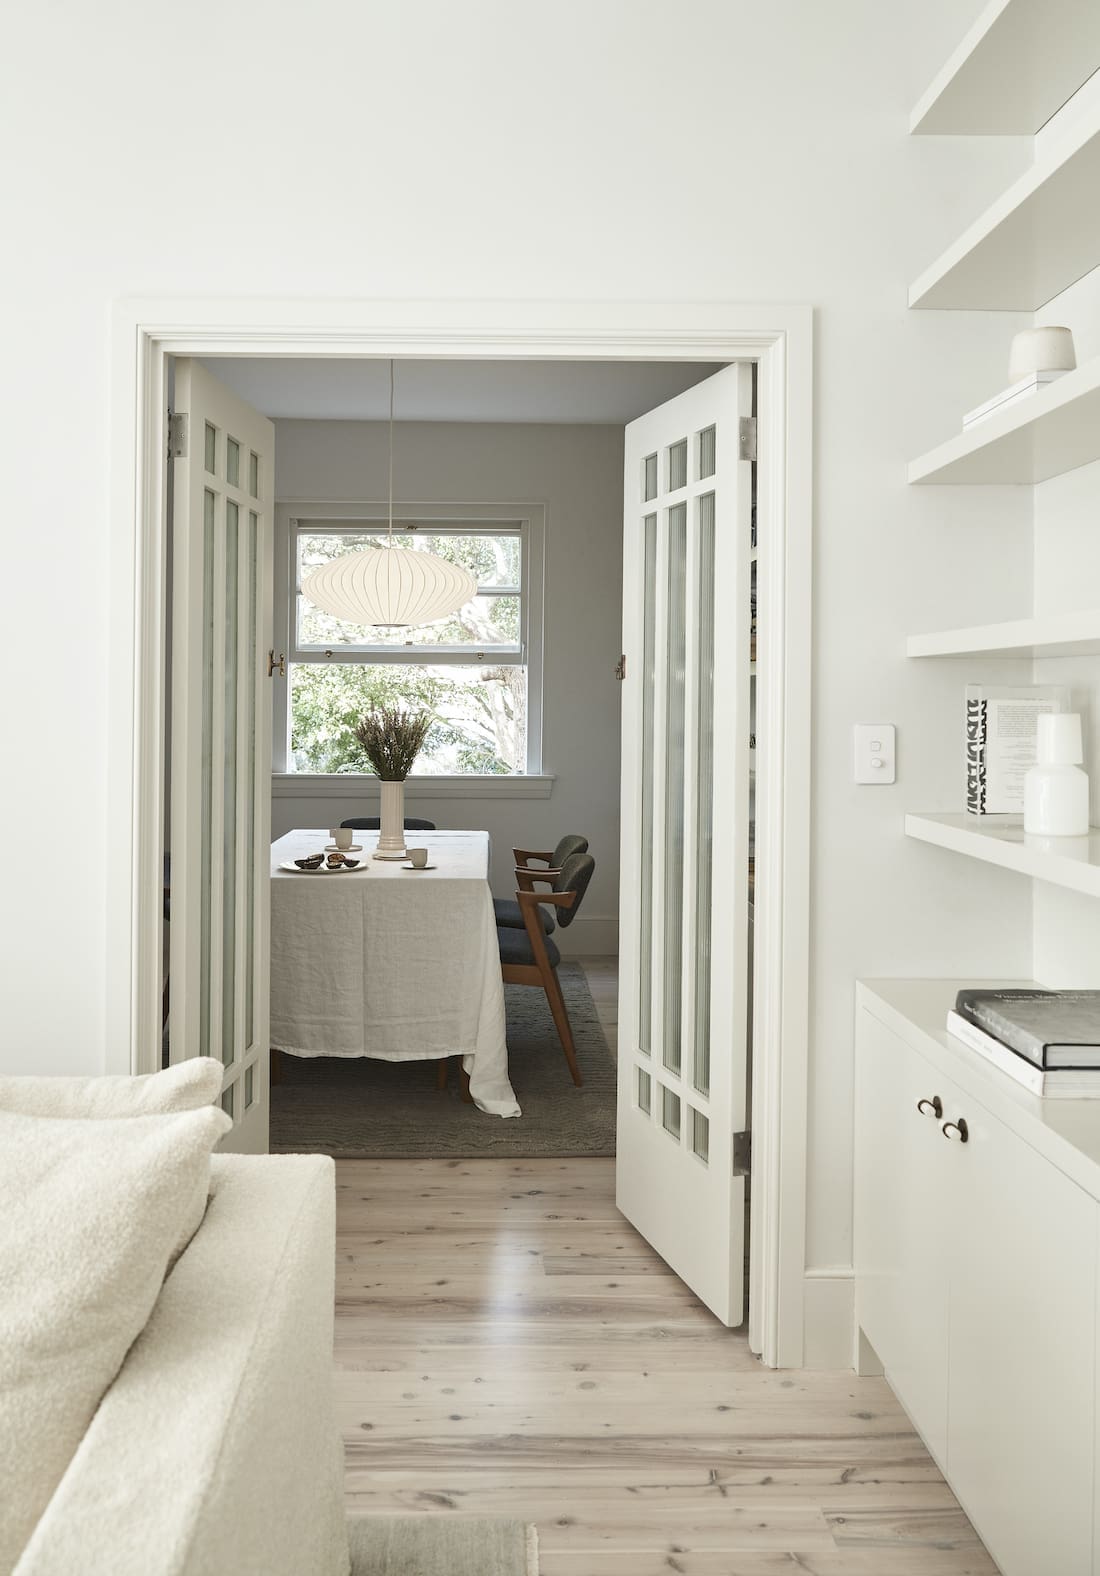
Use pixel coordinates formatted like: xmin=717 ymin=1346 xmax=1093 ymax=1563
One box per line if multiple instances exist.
xmin=272 ymin=772 xmax=554 ymax=801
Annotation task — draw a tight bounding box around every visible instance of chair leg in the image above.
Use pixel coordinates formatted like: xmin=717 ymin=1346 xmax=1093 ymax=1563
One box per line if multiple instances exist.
xmin=436 ymin=1057 xmax=449 ymax=1091
xmin=543 ymin=966 xmax=583 ymax=1086
xmin=459 ymin=1062 xmax=473 ymax=1103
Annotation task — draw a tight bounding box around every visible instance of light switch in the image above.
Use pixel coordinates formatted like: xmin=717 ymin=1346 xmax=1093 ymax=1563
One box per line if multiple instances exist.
xmin=854 ymin=723 xmax=896 ymax=784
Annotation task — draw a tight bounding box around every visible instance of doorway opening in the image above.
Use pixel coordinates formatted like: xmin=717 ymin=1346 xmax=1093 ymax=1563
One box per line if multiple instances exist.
xmin=111 ymin=301 xmax=811 ymax=1366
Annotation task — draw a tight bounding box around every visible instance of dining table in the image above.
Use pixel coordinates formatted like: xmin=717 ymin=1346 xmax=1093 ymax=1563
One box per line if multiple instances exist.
xmin=269 ymin=828 xmax=520 ymax=1117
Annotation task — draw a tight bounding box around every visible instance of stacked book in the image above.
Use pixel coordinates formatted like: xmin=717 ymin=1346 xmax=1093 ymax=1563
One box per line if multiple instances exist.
xmin=947 ymin=990 xmax=1100 ymax=1098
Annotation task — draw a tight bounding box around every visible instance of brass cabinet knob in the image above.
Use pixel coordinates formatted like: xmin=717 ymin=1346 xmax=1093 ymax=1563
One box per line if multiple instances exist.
xmin=942 ymin=1118 xmax=969 ymax=1143
xmin=916 ymin=1096 xmax=943 ymax=1119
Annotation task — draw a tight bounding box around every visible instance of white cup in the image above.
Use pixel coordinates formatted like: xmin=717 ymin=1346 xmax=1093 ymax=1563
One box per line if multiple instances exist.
xmin=332 ymin=827 xmax=353 ymax=850
xmin=408 ymin=847 xmax=429 ymax=868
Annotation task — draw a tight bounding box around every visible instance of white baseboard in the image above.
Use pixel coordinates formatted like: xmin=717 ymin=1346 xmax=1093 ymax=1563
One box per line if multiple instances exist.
xmin=802 ymin=1268 xmax=855 ymax=1370
xmin=554 ymin=914 xmax=619 ymax=958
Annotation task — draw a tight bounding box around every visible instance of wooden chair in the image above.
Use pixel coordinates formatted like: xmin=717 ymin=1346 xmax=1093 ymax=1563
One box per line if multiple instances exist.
xmin=493 ymin=834 xmax=589 ymax=933
xmin=497 ymin=851 xmax=595 ymax=1086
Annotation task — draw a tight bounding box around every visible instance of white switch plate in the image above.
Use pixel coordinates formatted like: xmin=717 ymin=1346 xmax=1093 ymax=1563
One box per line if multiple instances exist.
xmin=854 ymin=723 xmax=896 ymax=784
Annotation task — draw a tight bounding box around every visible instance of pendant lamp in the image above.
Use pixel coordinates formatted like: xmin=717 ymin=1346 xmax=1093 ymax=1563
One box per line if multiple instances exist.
xmin=301 ymin=362 xmax=477 ymax=627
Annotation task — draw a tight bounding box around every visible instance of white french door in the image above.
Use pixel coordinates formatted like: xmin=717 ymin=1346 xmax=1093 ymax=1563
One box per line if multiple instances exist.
xmin=169 ymin=360 xmax=274 ymax=1154
xmin=616 ymin=363 xmax=754 ymax=1326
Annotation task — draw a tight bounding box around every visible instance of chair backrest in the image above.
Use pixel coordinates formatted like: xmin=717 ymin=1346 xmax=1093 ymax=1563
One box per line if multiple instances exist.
xmin=340 ymin=817 xmax=437 ymax=831
xmin=554 ymin=852 xmax=595 ymax=928
xmin=551 ymin=833 xmax=589 ymax=868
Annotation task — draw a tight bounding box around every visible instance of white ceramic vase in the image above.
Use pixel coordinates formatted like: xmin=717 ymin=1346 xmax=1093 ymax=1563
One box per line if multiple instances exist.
xmin=1024 ymin=713 xmax=1090 ymax=837
xmin=373 ymin=779 xmax=408 ymax=860
xmin=1008 ymin=325 xmax=1076 ymax=382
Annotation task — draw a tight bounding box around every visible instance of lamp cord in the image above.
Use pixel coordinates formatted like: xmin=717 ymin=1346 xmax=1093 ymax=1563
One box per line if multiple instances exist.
xmin=387 ymin=358 xmax=394 ymax=546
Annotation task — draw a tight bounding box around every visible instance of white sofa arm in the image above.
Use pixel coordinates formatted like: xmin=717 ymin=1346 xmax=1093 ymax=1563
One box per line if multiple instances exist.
xmin=15 ymin=1155 xmax=350 ymax=1576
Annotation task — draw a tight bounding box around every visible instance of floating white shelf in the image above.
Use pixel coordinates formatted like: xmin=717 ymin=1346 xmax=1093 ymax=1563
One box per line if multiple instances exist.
xmin=908 ymin=97 xmax=1100 ymax=310
xmin=907 ymin=609 xmax=1100 ymax=659
xmin=908 ymin=356 xmax=1100 ymax=484
xmin=906 ymin=811 xmax=1100 ymax=897
xmin=910 ymin=0 xmax=1100 ymax=135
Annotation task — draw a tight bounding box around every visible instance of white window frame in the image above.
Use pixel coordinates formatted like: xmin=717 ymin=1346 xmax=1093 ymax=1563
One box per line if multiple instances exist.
xmin=271 ymin=499 xmax=546 ymax=777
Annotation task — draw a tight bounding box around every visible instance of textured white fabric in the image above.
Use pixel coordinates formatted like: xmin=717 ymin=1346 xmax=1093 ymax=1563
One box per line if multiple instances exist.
xmin=0 ymin=1059 xmax=223 ymax=1119
xmin=270 ymin=829 xmax=519 ymax=1116
xmin=15 ymin=1156 xmax=350 ymax=1576
xmin=0 ymin=1059 xmax=224 ymax=1263
xmin=0 ymin=1105 xmax=230 ymax=1576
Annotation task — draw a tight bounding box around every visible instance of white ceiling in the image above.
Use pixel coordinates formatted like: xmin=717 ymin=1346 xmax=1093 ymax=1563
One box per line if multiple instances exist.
xmin=197 ymin=357 xmax=726 ymax=425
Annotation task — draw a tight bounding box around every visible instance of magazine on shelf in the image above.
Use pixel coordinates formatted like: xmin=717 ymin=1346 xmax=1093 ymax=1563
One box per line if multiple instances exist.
xmin=965 ymin=684 xmax=1068 ymax=815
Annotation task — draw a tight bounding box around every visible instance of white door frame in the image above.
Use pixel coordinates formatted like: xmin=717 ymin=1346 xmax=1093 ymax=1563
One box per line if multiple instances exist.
xmin=108 ymin=298 xmax=812 ymax=1369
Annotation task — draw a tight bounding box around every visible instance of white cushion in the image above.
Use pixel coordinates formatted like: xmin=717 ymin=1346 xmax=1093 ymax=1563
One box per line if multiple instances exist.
xmin=0 ymin=1059 xmax=225 ymax=1264
xmin=0 ymin=1058 xmax=223 ymax=1119
xmin=0 ymin=1104 xmax=230 ymax=1574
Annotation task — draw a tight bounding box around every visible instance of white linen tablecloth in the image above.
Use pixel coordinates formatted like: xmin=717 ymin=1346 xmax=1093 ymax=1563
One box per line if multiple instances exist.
xmin=269 ymin=829 xmax=519 ymax=1117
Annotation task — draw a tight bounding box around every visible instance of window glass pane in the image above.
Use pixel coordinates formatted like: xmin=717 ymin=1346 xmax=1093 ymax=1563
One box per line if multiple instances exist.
xmin=663 ymin=502 xmax=687 ymax=1076
xmin=226 ymin=436 xmax=240 ymax=487
xmin=204 ymin=422 xmax=217 ymax=475
xmin=638 ymin=513 xmax=657 ymax=1057
xmin=667 ymin=439 xmax=688 ymax=491
xmin=662 ymin=1086 xmax=681 ymax=1140
xmin=637 ymin=1067 xmax=651 ymax=1115
xmin=694 ymin=493 xmax=716 ymax=1097
xmin=698 ymin=425 xmax=716 ymax=479
xmin=643 ymin=454 xmax=658 ymax=501
xmin=691 ymin=1108 xmax=709 ymax=1164
xmin=199 ymin=491 xmax=216 ymax=1060
xmin=244 ymin=1063 xmax=254 ymax=1110
xmin=249 ymin=450 xmax=260 ymax=498
xmin=290 ymin=662 xmax=527 ymax=776
xmin=222 ymin=500 xmax=239 ymax=1067
xmin=221 ymin=1085 xmax=235 ymax=1119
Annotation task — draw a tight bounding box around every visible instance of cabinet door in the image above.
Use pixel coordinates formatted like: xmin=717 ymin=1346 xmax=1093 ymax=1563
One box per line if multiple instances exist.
xmin=946 ymin=1101 xmax=1097 ymax=1576
xmin=855 ymin=1010 xmax=953 ymax=1464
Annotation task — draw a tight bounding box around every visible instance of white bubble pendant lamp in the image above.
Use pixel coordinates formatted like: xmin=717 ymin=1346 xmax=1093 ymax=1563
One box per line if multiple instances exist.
xmin=301 ymin=361 xmax=476 ymax=628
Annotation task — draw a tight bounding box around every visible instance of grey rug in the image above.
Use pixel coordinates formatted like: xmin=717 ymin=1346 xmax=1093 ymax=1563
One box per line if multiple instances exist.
xmin=348 ymin=1515 xmax=537 ymax=1576
xmin=270 ymin=963 xmax=615 ymax=1159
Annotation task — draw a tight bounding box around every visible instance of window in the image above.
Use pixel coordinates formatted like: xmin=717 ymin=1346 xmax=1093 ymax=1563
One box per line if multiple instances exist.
xmin=284 ymin=516 xmax=542 ymax=776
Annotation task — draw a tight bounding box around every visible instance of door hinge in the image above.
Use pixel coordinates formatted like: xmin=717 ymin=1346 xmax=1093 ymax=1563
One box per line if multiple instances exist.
xmin=733 ymin=1130 xmax=751 ymax=1175
xmin=615 ymin=654 xmax=627 ymax=681
xmin=168 ymin=411 xmax=189 ymax=459
xmin=738 ymin=416 xmax=757 ymax=463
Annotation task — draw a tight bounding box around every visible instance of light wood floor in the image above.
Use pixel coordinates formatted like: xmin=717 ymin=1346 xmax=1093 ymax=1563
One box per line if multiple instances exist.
xmin=335 ymin=1157 xmax=997 ymax=1575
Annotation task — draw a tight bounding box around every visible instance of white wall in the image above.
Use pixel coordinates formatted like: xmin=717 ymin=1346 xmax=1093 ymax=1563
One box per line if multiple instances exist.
xmin=0 ymin=0 xmax=1041 ymax=1355
xmin=269 ymin=419 xmax=624 ymax=955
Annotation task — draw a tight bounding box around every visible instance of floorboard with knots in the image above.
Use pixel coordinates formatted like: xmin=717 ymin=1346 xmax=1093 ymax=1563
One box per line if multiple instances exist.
xmin=335 ymin=1157 xmax=996 ymax=1574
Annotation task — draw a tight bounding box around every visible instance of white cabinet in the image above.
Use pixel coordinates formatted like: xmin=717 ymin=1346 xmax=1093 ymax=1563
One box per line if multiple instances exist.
xmin=856 ymin=990 xmax=1099 ymax=1576
xmin=854 ymin=1010 xmax=953 ymax=1463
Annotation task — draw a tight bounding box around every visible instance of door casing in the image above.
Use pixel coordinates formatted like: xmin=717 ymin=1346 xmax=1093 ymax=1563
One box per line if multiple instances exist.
xmin=108 ymin=298 xmax=812 ymax=1367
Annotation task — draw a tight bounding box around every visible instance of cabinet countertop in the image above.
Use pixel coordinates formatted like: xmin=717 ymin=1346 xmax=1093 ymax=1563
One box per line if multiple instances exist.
xmin=858 ymin=978 xmax=1100 ymax=1204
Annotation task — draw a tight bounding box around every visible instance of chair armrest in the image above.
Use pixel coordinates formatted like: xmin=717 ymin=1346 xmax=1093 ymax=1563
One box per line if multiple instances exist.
xmin=515 ymin=868 xmax=562 ymax=891
xmin=513 ymin=848 xmax=554 ymax=867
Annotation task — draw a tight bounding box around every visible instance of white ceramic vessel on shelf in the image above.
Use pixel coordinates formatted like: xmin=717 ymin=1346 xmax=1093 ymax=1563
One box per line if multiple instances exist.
xmin=1024 ymin=712 xmax=1090 ymax=836
xmin=1008 ymin=325 xmax=1076 ymax=382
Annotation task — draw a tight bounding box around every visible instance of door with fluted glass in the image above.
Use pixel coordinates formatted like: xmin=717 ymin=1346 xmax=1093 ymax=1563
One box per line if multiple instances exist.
xmin=170 ymin=360 xmax=274 ymax=1153
xmin=616 ymin=364 xmax=754 ymax=1325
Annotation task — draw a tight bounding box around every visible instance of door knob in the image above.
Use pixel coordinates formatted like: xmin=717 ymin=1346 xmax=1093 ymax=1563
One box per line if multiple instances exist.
xmin=941 ymin=1118 xmax=969 ymax=1143
xmin=916 ymin=1096 xmax=943 ymax=1118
